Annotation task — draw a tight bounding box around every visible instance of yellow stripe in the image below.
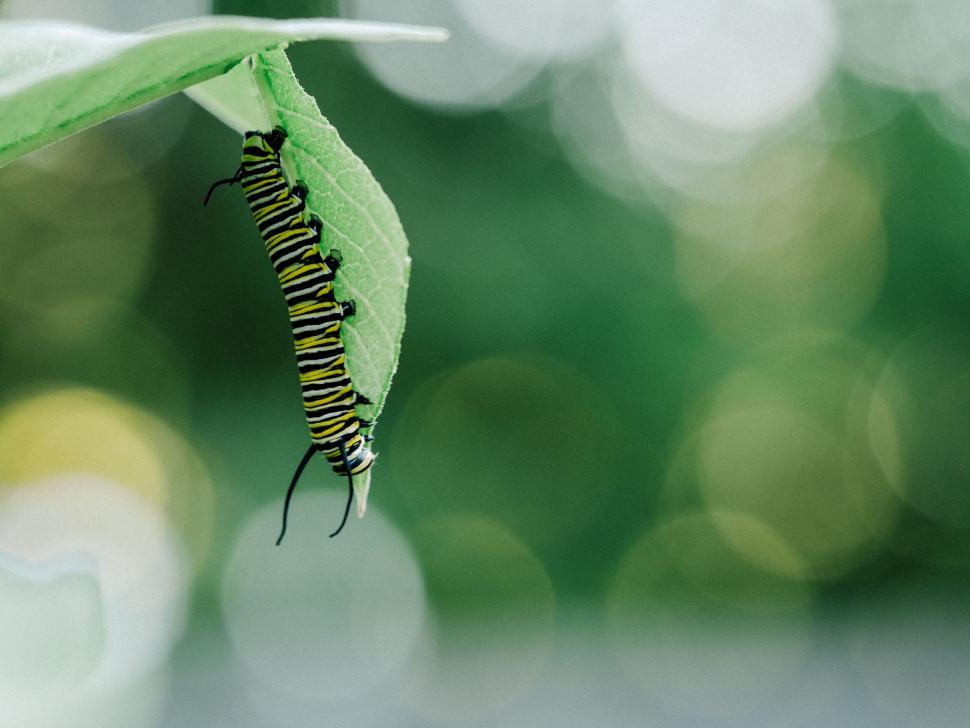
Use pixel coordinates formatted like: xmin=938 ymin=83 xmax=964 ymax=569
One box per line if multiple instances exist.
xmin=265 ymin=227 xmax=309 ymax=248
xmin=279 ymin=264 xmax=318 ymax=283
xmin=294 ymin=328 xmax=340 ymax=349
xmin=253 ymin=200 xmax=292 ymax=222
xmin=298 ymin=368 xmax=345 ymax=383
xmin=242 ymin=175 xmax=283 ymax=193
xmin=289 ymin=300 xmax=335 ymax=316
xmin=309 ymin=412 xmax=355 ymax=433
xmin=312 ymin=422 xmax=356 ymax=439
xmin=320 ymin=434 xmax=365 ymax=460
xmin=304 ymin=387 xmax=354 ymax=408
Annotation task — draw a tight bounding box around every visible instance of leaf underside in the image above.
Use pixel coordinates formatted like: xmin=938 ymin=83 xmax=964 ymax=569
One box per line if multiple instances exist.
xmin=0 ymin=15 xmax=446 ymax=167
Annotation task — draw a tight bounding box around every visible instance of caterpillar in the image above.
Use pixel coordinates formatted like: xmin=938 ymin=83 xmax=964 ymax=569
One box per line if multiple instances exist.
xmin=205 ymin=128 xmax=376 ymax=544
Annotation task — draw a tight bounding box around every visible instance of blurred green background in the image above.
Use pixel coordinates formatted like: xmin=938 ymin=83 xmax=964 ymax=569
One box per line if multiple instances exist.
xmin=2 ymin=1 xmax=970 ymax=726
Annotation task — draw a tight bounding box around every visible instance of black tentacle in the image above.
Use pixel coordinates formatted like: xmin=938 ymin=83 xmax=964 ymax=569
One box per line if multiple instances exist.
xmin=276 ymin=443 xmax=316 ymax=545
xmin=203 ymin=167 xmax=243 ymax=206
xmin=329 ymin=442 xmax=355 ymax=538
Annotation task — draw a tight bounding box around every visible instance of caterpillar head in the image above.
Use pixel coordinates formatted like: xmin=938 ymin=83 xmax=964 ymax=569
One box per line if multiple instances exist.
xmin=263 ymin=126 xmax=287 ymax=152
xmin=244 ymin=127 xmax=287 ymax=155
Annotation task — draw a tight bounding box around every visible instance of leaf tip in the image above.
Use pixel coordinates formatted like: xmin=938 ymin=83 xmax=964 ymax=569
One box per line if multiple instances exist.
xmin=425 ymin=26 xmax=450 ymax=42
xmin=354 ymin=469 xmax=372 ymax=519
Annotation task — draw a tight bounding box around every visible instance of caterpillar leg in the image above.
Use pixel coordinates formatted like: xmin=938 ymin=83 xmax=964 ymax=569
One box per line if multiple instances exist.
xmin=305 ymin=217 xmax=341 ymax=270
xmin=329 ymin=442 xmax=355 ymax=538
xmin=323 ymin=252 xmax=342 ymax=271
xmin=275 ymin=443 xmax=317 ymax=546
xmin=354 ymin=392 xmax=373 ymax=406
xmin=288 ymin=185 xmax=308 ymax=217
xmin=340 ymin=300 xmax=357 ymax=319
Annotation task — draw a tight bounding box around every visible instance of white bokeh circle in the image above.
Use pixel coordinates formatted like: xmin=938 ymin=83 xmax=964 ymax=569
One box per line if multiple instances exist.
xmin=617 ymin=0 xmax=837 ymax=131
xmin=221 ymin=491 xmax=426 ymax=705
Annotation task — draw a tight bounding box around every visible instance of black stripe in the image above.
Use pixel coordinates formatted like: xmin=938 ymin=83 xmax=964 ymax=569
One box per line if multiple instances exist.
xmin=301 ymin=376 xmax=352 ymax=394
xmin=256 ymin=205 xmax=304 ymax=236
xmin=289 ymin=309 xmax=343 ymax=327
xmin=296 ymin=354 xmax=343 ymax=371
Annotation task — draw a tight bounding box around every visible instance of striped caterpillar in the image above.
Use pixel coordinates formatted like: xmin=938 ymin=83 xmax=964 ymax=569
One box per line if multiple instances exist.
xmin=206 ymin=128 xmax=375 ymax=543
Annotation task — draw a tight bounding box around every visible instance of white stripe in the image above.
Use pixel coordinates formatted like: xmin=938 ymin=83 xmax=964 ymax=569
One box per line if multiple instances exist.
xmin=283 ymin=282 xmax=327 ymax=300
xmin=296 ymin=345 xmax=342 ymax=357
xmin=306 ymin=411 xmax=353 ymax=424
xmin=281 ymin=271 xmax=323 ymax=289
xmin=305 ymin=395 xmax=351 ymax=409
xmin=302 ymin=378 xmax=349 ymax=391
xmin=271 ymin=243 xmax=314 ymax=268
xmin=296 ymin=356 xmax=341 ymax=367
xmin=292 ymin=320 xmax=339 ymax=335
xmin=247 ymin=189 xmax=286 ymax=209
xmin=291 ymin=313 xmax=340 ymax=327
xmin=260 ymin=211 xmax=305 ymax=238
xmin=291 ymin=307 xmax=339 ymax=320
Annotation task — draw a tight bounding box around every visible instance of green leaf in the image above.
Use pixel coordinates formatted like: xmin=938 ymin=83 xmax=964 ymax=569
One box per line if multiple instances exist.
xmin=0 ymin=16 xmax=447 ymax=167
xmin=183 ymin=52 xmax=271 ymax=133
xmin=202 ymin=50 xmax=411 ymax=514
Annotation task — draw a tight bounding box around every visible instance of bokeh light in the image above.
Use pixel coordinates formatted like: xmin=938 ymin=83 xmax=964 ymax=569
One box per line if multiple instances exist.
xmin=0 ymin=389 xmax=165 ymax=500
xmin=617 ymin=0 xmax=837 ymax=132
xmin=873 ymin=326 xmax=970 ymax=528
xmin=662 ymin=332 xmax=902 ymax=580
xmin=341 ymin=0 xmax=545 ymax=110
xmin=221 ymin=491 xmax=425 ymax=705
xmin=401 ymin=514 xmax=556 ymax=723
xmin=389 ymin=355 xmax=621 ymax=551
xmin=0 ymin=386 xmax=214 ymax=567
xmin=838 ymin=0 xmax=970 ymax=92
xmin=698 ymin=404 xmax=893 ymax=578
xmin=0 ymin=0 xmax=211 ymax=31
xmin=0 ymin=552 xmax=103 ymax=719
xmin=454 ymin=0 xmax=615 ymax=63
xmin=17 ymin=671 xmax=171 ymax=728
xmin=550 ymin=57 xmax=645 ymax=201
xmin=607 ymin=512 xmax=813 ymax=719
xmin=919 ymin=90 xmax=970 ymax=150
xmin=674 ymin=155 xmax=887 ymax=342
xmin=808 ymin=70 xmax=909 ymax=142
xmin=610 ymin=61 xmax=764 ymax=201
xmin=0 ymin=137 xmax=156 ymax=336
xmin=0 ymin=474 xmax=188 ymax=691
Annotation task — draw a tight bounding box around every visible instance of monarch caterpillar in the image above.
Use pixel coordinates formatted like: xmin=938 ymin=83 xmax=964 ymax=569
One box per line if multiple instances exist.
xmin=206 ymin=128 xmax=376 ymax=543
